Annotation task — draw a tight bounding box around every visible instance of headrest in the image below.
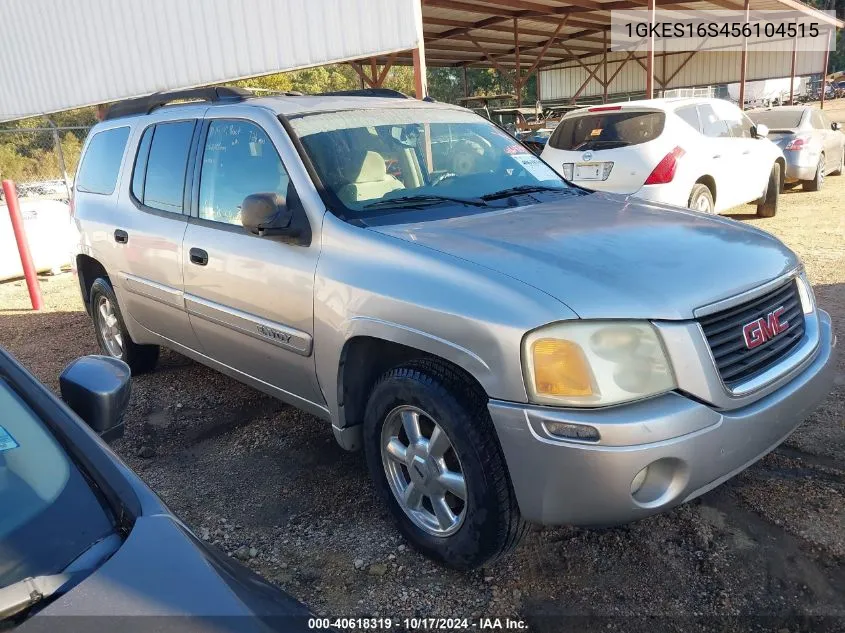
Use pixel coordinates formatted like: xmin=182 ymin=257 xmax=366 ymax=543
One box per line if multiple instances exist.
xmin=350 ymin=151 xmax=388 ymax=183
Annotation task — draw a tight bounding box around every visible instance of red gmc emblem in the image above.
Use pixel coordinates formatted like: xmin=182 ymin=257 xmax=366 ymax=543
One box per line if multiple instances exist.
xmin=742 ymin=306 xmax=789 ymax=349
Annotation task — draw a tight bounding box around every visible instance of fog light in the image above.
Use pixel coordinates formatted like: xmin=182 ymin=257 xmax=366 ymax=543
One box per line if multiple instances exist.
xmin=631 ymin=466 xmax=649 ymax=494
xmin=544 ymin=421 xmax=600 ymax=442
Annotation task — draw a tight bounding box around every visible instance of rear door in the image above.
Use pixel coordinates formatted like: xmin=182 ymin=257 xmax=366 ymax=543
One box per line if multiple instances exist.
xmin=111 ymin=115 xmax=202 ymax=350
xmin=697 ymin=102 xmax=747 ymax=209
xmin=181 ymin=112 xmax=324 ymax=409
xmin=541 ymin=107 xmax=668 ymax=193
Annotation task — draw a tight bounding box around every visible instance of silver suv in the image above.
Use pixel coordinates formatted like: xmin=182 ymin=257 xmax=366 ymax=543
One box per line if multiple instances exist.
xmin=72 ymin=87 xmax=837 ymax=570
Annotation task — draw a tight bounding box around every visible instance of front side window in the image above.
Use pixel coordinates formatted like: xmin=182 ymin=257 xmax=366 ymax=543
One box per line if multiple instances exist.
xmin=0 ymin=379 xmax=114 ymax=588
xmin=76 ymin=127 xmax=130 ymax=195
xmin=142 ymin=121 xmax=195 ymax=214
xmin=199 ymin=120 xmax=290 ymax=226
xmin=289 ymin=107 xmax=567 ymax=219
xmin=548 ymin=110 xmax=665 ymax=151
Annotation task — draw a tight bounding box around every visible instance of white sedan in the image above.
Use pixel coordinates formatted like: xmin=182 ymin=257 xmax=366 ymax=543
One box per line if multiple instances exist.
xmin=540 ymin=97 xmax=785 ymax=217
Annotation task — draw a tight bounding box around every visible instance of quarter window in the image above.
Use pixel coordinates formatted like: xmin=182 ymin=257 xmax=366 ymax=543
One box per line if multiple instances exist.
xmin=75 ymin=127 xmax=130 ymax=195
xmin=198 ymin=120 xmax=290 ymax=226
xmin=141 ymin=121 xmax=196 ymax=214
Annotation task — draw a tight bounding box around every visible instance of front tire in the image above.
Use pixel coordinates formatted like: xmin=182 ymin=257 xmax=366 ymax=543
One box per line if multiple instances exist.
xmin=756 ymin=162 xmax=780 ymax=218
xmin=363 ymin=360 xmax=527 ymax=570
xmin=90 ymin=278 xmax=159 ymax=374
xmin=802 ymin=154 xmax=824 ymax=191
xmin=688 ymin=183 xmax=715 ymax=214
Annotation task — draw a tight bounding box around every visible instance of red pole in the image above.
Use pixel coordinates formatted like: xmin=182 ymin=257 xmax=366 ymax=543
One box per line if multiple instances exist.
xmin=2 ymin=180 xmax=44 ymax=311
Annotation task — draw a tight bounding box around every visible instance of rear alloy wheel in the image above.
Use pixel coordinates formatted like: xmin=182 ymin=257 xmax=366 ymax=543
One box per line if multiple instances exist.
xmin=688 ymin=183 xmax=715 ymax=214
xmin=802 ymin=154 xmax=824 ymax=191
xmin=756 ymin=162 xmax=780 ymax=218
xmin=90 ymin=277 xmax=159 ymax=374
xmin=363 ymin=360 xmax=527 ymax=570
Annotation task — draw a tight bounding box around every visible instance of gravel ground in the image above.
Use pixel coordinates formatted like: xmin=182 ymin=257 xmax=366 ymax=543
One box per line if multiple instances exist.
xmin=2 ymin=121 xmax=844 ymax=631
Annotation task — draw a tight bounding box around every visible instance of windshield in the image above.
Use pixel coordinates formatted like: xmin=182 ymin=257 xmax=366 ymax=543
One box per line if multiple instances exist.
xmin=747 ymin=109 xmax=804 ymax=130
xmin=0 ymin=379 xmax=114 ymax=590
xmin=288 ymin=107 xmax=568 ymax=218
xmin=548 ymin=110 xmax=665 ymax=151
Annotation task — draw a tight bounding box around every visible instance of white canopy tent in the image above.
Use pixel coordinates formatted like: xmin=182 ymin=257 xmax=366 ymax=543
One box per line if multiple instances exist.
xmin=0 ymin=0 xmax=426 ymax=122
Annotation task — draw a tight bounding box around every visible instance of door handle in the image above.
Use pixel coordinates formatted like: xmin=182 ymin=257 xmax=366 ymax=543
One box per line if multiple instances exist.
xmin=742 ymin=150 xmax=751 ymax=155
xmin=189 ymin=248 xmax=208 ymax=266
xmin=114 ymin=229 xmax=128 ymax=244
xmin=712 ymin=154 xmax=721 ymax=159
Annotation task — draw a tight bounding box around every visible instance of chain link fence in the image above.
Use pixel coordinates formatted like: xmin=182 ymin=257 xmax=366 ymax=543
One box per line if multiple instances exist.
xmin=0 ymin=122 xmax=92 ymax=201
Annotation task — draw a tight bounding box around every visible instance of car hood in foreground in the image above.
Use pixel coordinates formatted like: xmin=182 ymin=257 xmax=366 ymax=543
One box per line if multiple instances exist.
xmin=25 ymin=515 xmax=311 ymax=633
xmin=369 ymin=193 xmax=798 ymax=320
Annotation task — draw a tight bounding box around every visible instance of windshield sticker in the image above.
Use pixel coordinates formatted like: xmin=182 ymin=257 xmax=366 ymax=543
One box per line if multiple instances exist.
xmin=504 ymin=144 xmax=529 ymax=155
xmin=510 ymin=153 xmax=560 ymax=180
xmin=590 ymin=128 xmax=602 ymax=136
xmin=0 ymin=426 xmax=19 ymax=452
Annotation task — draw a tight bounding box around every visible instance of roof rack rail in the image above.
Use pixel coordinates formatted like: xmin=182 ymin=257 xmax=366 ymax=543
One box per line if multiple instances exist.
xmin=317 ymin=88 xmax=410 ymax=99
xmin=104 ymin=86 xmax=253 ymax=120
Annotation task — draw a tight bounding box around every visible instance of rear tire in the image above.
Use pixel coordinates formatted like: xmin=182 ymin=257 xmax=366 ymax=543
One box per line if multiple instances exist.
xmin=802 ymin=154 xmax=824 ymax=191
xmin=687 ymin=183 xmax=715 ymax=214
xmin=756 ymin=162 xmax=780 ymax=218
xmin=363 ymin=359 xmax=527 ymax=570
xmin=90 ymin=278 xmax=159 ymax=374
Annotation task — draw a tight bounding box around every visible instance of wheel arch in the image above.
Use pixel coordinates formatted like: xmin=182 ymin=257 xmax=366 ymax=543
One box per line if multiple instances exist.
xmin=76 ymin=254 xmax=109 ymax=316
xmin=694 ymin=175 xmax=717 ymax=205
xmin=334 ymin=332 xmax=492 ymax=451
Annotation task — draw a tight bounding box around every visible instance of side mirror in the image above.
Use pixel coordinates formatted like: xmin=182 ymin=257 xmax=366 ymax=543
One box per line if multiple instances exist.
xmin=241 ymin=193 xmax=294 ymax=237
xmin=59 ymin=356 xmax=131 ymax=442
xmin=833 ymin=122 xmax=841 ymax=131
xmin=753 ymin=123 xmax=769 ymax=139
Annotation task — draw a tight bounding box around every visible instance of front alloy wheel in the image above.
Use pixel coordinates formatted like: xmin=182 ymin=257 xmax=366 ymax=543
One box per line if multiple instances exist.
xmin=363 ymin=360 xmax=527 ymax=569
xmin=381 ymin=405 xmax=467 ymax=536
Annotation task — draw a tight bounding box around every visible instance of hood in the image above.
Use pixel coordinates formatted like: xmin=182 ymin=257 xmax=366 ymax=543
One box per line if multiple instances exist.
xmin=368 ymin=193 xmax=798 ymax=320
xmin=30 ymin=516 xmax=310 ymax=631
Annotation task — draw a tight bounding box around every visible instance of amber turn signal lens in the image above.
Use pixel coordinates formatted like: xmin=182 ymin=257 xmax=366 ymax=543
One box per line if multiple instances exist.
xmin=531 ymin=338 xmax=594 ymax=397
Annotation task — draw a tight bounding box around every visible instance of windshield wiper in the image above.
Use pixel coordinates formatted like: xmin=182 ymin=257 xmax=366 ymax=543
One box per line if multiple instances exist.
xmin=0 ymin=533 xmax=121 ymax=621
xmin=481 ymin=184 xmax=567 ymax=201
xmin=362 ymin=194 xmax=488 ymax=209
xmin=0 ymin=574 xmax=81 ymax=620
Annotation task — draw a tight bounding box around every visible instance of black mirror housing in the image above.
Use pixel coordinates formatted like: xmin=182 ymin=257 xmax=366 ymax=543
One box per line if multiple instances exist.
xmin=241 ymin=193 xmax=294 ymax=236
xmin=60 ymin=356 xmax=131 ymax=442
xmin=833 ymin=122 xmax=842 ymax=131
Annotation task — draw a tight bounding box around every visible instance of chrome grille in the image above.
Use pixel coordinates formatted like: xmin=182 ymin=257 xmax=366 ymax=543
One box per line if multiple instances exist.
xmin=699 ymin=280 xmax=805 ymax=387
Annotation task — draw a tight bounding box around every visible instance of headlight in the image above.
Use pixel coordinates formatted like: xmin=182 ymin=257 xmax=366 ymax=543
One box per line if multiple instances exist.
xmin=522 ymin=321 xmax=676 ymax=407
xmin=795 ymin=273 xmax=815 ymax=315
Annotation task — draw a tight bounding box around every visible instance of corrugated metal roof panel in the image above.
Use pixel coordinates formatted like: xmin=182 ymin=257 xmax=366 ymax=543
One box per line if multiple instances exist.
xmin=0 ymin=0 xmax=420 ymax=121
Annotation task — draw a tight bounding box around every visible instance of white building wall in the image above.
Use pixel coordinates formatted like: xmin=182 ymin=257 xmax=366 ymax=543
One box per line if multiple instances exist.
xmin=540 ymin=45 xmax=827 ymax=101
xmin=0 ymin=0 xmax=421 ymax=121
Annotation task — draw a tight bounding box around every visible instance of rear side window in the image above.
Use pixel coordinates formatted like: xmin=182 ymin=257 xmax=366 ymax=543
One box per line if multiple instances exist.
xmin=137 ymin=121 xmax=196 ymax=214
xmin=675 ymin=105 xmax=701 ymax=132
xmin=76 ymin=127 xmax=130 ymax=195
xmin=698 ymin=104 xmax=731 ymax=138
xmin=548 ymin=111 xmax=665 ymax=151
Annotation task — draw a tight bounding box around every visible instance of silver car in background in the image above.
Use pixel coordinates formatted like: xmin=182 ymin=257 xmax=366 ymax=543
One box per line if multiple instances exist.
xmin=748 ymin=106 xmax=845 ymax=191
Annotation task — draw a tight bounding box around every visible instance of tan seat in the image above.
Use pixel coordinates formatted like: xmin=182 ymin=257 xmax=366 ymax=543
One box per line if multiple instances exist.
xmin=338 ymin=151 xmax=404 ymax=205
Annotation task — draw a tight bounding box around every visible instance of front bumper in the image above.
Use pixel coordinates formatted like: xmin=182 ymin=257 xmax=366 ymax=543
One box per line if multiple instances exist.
xmin=489 ymin=310 xmax=837 ymax=526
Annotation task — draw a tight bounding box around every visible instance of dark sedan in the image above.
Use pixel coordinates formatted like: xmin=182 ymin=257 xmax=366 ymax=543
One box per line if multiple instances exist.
xmin=748 ymin=106 xmax=845 ymax=191
xmin=0 ymin=347 xmax=313 ymax=633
